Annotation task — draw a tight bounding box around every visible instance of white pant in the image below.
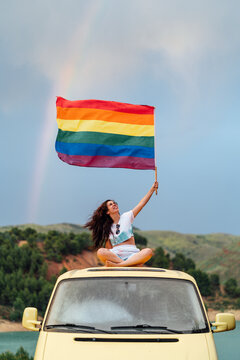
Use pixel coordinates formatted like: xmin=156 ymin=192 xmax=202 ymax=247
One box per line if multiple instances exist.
xmin=110 ymin=244 xmax=140 ymax=261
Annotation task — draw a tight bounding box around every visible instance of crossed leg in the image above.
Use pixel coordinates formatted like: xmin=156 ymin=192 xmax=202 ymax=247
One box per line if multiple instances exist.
xmin=97 ymin=248 xmax=123 ymax=265
xmin=97 ymin=248 xmax=153 ymax=267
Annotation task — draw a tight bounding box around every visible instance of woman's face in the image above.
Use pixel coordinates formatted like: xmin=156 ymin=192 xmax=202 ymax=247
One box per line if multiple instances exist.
xmin=106 ymin=200 xmax=119 ymax=215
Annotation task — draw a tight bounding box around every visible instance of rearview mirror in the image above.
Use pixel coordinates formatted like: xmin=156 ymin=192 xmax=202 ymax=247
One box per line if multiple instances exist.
xmin=22 ymin=307 xmax=41 ymax=331
xmin=212 ymin=313 xmax=235 ymax=333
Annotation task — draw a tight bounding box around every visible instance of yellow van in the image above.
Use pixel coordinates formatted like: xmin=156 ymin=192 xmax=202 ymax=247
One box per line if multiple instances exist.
xmin=22 ymin=267 xmax=235 ymax=360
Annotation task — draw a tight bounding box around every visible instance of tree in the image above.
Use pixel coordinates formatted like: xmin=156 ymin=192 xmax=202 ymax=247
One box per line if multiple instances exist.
xmin=188 ymin=269 xmax=211 ymax=296
xmin=224 ymin=278 xmax=240 ymax=298
xmin=134 ymin=232 xmax=148 ymax=246
xmin=172 ymin=253 xmax=195 ymax=272
xmin=209 ymin=274 xmax=220 ymax=293
xmin=43 ymin=231 xmax=91 ymax=261
xmin=0 ymin=347 xmax=33 ymax=360
xmin=23 ymin=228 xmax=37 ymax=238
xmin=9 ymin=297 xmax=25 ymax=321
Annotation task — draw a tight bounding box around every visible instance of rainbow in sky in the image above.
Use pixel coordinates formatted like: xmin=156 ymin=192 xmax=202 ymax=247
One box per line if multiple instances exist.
xmin=27 ymin=2 xmax=101 ymax=223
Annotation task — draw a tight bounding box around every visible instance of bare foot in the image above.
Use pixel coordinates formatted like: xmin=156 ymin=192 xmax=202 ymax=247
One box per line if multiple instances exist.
xmin=105 ymin=260 xmax=123 ymax=267
xmin=106 ymin=261 xmax=146 ymax=268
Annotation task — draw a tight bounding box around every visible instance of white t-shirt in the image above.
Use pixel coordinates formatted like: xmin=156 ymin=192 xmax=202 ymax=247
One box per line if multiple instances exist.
xmin=109 ymin=210 xmax=134 ymax=246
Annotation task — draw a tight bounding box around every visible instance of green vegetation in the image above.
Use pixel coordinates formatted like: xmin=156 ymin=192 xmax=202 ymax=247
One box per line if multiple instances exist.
xmin=224 ymin=278 xmax=240 ymax=298
xmin=136 ymin=230 xmax=240 ymax=284
xmin=43 ymin=230 xmax=91 ymax=262
xmin=0 ymin=229 xmax=52 ymax=320
xmin=0 ymin=227 xmax=91 ymax=320
xmin=0 ymin=347 xmax=32 ymax=360
xmin=2 ymin=224 xmax=239 ymax=284
xmin=172 ymin=253 xmax=195 ymax=272
xmin=0 ymin=224 xmax=239 ymax=322
xmin=0 ymin=223 xmax=84 ymax=234
xmin=134 ymin=232 xmax=148 ymax=246
xmin=148 ymin=246 xmax=238 ymax=299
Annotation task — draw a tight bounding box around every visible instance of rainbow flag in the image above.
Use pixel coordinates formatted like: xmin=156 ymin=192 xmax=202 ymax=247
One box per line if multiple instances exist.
xmin=55 ymin=97 xmax=155 ymax=170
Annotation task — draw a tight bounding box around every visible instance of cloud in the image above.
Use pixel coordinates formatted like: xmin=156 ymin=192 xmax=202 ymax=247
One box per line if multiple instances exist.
xmin=0 ymin=0 xmax=239 ymax=232
xmin=1 ymin=0 xmax=239 ymax=97
xmin=1 ymin=0 xmax=240 ymax=145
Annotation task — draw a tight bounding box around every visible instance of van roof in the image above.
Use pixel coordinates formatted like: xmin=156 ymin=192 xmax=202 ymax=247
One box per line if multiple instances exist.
xmin=57 ymin=267 xmax=196 ymax=284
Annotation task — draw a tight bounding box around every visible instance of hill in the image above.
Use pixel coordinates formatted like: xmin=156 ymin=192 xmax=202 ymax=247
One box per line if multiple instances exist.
xmin=136 ymin=230 xmax=240 ymax=283
xmin=0 ymin=223 xmax=85 ymax=234
xmin=0 ymin=224 xmax=239 ymax=322
xmin=1 ymin=223 xmax=239 ymax=283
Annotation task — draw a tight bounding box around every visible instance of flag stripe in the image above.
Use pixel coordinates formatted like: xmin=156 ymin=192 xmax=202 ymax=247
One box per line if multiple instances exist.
xmin=55 ymin=141 xmax=154 ymax=159
xmin=57 ymin=118 xmax=154 ymax=137
xmin=57 ymin=152 xmax=155 ymax=170
xmin=57 ymin=107 xmax=154 ymax=125
xmin=56 ymin=130 xmax=154 ymax=148
xmin=57 ymin=97 xmax=154 ymax=115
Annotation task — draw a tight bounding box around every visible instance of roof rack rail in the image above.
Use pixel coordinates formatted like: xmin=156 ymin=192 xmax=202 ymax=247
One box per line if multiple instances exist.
xmin=87 ymin=268 xmax=166 ymax=272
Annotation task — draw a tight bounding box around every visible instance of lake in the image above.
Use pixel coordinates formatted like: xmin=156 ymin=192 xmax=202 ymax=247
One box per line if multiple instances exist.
xmin=0 ymin=322 xmax=239 ymax=359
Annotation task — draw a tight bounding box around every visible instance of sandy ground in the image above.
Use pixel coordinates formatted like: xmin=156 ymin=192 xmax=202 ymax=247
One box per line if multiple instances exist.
xmin=0 ymin=311 xmax=239 ymax=332
xmin=207 ymin=309 xmax=240 ymax=322
xmin=0 ymin=319 xmax=28 ymax=332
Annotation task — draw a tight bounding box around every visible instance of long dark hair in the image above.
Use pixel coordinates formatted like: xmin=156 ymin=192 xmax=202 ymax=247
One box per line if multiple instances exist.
xmin=85 ymin=200 xmax=114 ymax=249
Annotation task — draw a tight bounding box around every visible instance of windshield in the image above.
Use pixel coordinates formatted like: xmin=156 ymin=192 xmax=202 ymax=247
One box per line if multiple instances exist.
xmin=45 ymin=277 xmax=208 ymax=334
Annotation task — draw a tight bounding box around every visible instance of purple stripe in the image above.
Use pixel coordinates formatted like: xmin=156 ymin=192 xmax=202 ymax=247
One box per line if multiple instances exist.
xmin=57 ymin=153 xmax=155 ymax=170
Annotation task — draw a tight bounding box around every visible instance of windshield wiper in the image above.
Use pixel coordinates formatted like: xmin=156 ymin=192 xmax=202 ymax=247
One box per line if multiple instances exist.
xmin=191 ymin=328 xmax=208 ymax=333
xmin=45 ymin=323 xmax=111 ymax=333
xmin=111 ymin=324 xmax=183 ymax=334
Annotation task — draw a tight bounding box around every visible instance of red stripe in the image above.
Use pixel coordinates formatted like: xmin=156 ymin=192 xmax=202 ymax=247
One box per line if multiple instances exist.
xmin=57 ymin=153 xmax=155 ymax=170
xmin=56 ymin=97 xmax=154 ymax=115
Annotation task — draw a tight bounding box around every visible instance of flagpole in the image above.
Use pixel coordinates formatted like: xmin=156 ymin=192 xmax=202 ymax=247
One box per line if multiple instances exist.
xmin=155 ymin=166 xmax=158 ymax=195
xmin=154 ymin=109 xmax=158 ymax=195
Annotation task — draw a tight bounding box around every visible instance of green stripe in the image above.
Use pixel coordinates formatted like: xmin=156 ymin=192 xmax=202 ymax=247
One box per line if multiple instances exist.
xmin=57 ymin=130 xmax=154 ymax=148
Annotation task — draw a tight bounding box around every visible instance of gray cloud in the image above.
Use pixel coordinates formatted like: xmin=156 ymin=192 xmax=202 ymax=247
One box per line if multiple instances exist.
xmin=0 ymin=0 xmax=240 ymax=232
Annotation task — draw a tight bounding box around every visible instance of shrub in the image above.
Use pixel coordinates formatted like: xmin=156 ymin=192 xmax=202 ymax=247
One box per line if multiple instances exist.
xmin=188 ymin=269 xmax=211 ymax=296
xmin=209 ymin=274 xmax=220 ymax=293
xmin=172 ymin=253 xmax=195 ymax=272
xmin=9 ymin=297 xmax=25 ymax=321
xmin=134 ymin=233 xmax=148 ymax=246
xmin=224 ymin=278 xmax=240 ymax=298
xmin=0 ymin=347 xmax=33 ymax=360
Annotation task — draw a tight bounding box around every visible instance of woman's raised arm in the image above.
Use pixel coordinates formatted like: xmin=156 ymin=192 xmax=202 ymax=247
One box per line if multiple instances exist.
xmin=132 ymin=181 xmax=158 ymax=218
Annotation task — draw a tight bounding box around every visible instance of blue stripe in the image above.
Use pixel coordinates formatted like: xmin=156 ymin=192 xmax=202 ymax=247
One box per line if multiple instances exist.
xmin=55 ymin=141 xmax=154 ymax=159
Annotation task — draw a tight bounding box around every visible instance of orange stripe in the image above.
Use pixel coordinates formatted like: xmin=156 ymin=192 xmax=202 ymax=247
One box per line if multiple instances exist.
xmin=57 ymin=107 xmax=154 ymax=125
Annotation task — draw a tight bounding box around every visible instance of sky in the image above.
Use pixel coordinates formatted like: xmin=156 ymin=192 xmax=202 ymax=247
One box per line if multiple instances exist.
xmin=0 ymin=0 xmax=240 ymax=234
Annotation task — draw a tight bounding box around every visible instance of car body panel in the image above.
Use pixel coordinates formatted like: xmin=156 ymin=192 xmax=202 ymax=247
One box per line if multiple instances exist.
xmin=31 ymin=268 xmax=220 ymax=360
xmin=40 ymin=332 xmax=217 ymax=360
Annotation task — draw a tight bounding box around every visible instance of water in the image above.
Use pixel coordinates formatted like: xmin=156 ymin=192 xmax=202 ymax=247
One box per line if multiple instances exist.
xmin=0 ymin=332 xmax=38 ymax=357
xmin=213 ymin=321 xmax=240 ymax=360
xmin=0 ymin=323 xmax=239 ymax=359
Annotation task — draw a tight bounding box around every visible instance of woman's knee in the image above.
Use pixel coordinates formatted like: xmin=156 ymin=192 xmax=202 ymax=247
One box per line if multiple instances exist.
xmin=144 ymin=248 xmax=153 ymax=259
xmin=97 ymin=248 xmax=109 ymax=260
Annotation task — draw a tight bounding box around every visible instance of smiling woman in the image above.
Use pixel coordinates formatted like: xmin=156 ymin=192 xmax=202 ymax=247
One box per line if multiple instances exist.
xmin=85 ymin=182 xmax=158 ymax=267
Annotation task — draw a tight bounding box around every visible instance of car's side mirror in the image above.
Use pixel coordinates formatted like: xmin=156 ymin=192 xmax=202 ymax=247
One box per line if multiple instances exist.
xmin=212 ymin=313 xmax=235 ymax=333
xmin=22 ymin=307 xmax=41 ymax=331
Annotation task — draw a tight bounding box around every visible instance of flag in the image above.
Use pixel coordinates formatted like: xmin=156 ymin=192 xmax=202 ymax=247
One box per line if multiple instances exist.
xmin=55 ymin=97 xmax=155 ymax=170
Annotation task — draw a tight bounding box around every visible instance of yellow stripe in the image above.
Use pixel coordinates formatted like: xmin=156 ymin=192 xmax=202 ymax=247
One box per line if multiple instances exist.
xmin=57 ymin=119 xmax=154 ymax=137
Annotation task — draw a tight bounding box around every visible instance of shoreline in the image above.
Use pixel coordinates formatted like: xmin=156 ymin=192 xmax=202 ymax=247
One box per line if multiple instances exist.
xmin=0 ymin=310 xmax=239 ymax=332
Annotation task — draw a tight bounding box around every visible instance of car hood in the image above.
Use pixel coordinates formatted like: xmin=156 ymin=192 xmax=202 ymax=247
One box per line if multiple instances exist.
xmin=38 ymin=332 xmax=216 ymax=360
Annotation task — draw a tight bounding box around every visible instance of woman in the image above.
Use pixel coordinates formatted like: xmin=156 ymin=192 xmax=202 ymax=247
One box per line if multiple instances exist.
xmin=85 ymin=181 xmax=158 ymax=267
